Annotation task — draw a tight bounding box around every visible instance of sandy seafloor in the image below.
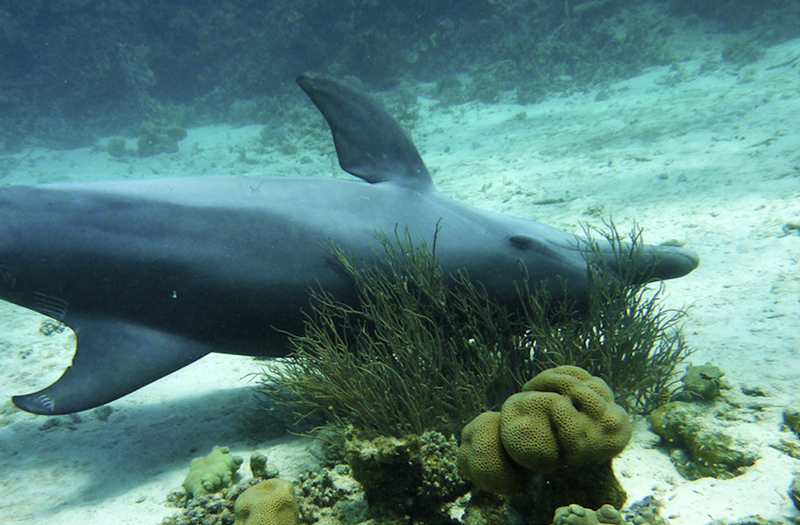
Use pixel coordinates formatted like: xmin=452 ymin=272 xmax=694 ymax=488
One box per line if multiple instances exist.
xmin=0 ymin=37 xmax=798 ymax=525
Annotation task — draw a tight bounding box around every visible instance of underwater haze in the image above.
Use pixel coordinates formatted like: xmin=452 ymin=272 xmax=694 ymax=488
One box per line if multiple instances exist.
xmin=0 ymin=1 xmax=799 ymax=524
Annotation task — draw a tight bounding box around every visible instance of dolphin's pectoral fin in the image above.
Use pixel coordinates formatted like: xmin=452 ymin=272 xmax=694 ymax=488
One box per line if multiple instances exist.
xmin=296 ymin=72 xmax=433 ymax=191
xmin=12 ymin=317 xmax=212 ymax=415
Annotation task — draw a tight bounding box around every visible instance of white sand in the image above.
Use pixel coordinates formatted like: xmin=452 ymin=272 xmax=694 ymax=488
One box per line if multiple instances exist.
xmin=0 ymin=38 xmax=798 ymax=524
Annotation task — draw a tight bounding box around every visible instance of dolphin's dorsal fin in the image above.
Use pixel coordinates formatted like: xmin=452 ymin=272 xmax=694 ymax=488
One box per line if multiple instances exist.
xmin=297 ymin=73 xmax=433 ymax=191
xmin=12 ymin=316 xmax=212 ymax=415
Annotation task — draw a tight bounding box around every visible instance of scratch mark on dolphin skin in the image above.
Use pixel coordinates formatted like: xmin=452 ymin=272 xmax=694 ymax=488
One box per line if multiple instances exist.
xmin=32 ymin=292 xmax=69 ymax=320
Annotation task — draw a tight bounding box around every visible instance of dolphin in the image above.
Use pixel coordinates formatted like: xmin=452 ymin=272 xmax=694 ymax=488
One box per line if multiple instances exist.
xmin=0 ymin=73 xmax=699 ymax=415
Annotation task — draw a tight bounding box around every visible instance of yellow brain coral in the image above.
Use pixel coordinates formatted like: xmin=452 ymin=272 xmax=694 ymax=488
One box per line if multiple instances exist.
xmin=458 ymin=366 xmax=632 ymax=494
xmin=501 ymin=366 xmax=632 ymax=472
xmin=233 ymin=479 xmax=300 ymax=525
xmin=457 ymin=411 xmax=530 ymax=495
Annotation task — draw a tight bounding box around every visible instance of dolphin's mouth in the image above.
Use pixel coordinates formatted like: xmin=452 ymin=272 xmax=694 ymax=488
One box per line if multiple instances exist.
xmin=574 ymin=233 xmax=700 ymax=284
xmin=651 ymin=244 xmax=700 ymax=280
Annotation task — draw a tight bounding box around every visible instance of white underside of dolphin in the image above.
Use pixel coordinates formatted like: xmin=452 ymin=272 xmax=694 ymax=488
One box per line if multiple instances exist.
xmin=0 ymin=73 xmax=699 ymax=415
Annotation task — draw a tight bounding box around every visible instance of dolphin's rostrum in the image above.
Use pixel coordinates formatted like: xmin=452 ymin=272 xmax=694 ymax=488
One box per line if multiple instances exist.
xmin=0 ymin=73 xmax=699 ymax=415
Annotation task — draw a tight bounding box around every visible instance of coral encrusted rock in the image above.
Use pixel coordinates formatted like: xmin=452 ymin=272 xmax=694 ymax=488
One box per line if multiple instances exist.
xmin=552 ymin=503 xmax=627 ymax=525
xmin=183 ymin=445 xmax=244 ymax=497
xmin=344 ymin=429 xmax=469 ymax=520
xmin=649 ymin=401 xmax=758 ymax=480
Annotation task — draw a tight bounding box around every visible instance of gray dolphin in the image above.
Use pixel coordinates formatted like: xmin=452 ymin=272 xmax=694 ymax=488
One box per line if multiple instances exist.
xmin=1 ymin=73 xmax=698 ymax=415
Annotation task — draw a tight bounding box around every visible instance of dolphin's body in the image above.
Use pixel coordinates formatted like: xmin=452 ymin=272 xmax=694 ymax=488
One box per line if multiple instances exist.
xmin=1 ymin=73 xmax=698 ymax=415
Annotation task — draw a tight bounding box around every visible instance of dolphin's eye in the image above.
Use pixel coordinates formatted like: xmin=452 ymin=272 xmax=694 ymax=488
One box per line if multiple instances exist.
xmin=508 ymin=235 xmax=535 ymax=250
xmin=508 ymin=235 xmax=561 ymax=258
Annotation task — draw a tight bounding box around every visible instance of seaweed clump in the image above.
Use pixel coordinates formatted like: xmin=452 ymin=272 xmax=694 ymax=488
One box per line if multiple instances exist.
xmin=261 ymin=228 xmax=529 ymax=438
xmin=258 ymin=222 xmax=691 ymax=440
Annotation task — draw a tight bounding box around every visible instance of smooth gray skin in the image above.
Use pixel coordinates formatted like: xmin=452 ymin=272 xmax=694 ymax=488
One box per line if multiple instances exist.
xmin=0 ymin=73 xmax=699 ymax=415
